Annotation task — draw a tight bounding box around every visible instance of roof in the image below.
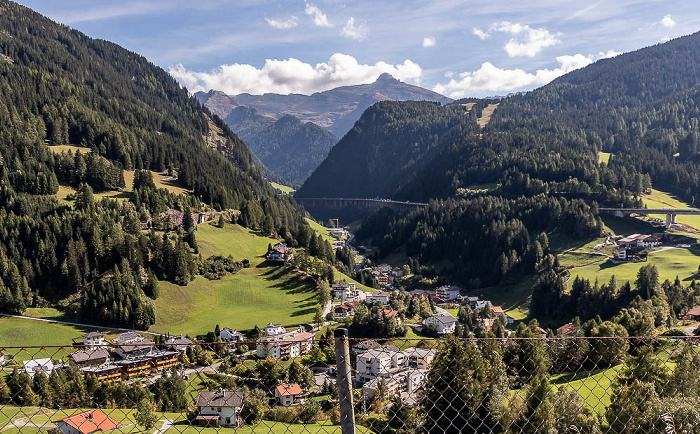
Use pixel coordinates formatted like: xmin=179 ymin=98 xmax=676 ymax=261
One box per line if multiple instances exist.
xmin=402 ymin=347 xmax=436 ymax=358
xmin=427 ymin=314 xmax=457 ymax=324
xmin=370 ymin=292 xmax=391 ymax=297
xmin=557 ymin=323 xmax=576 ymax=335
xmin=70 ymin=348 xmax=110 ymax=364
xmin=685 ymin=306 xmax=700 ymax=317
xmin=83 ymin=332 xmax=104 ymax=339
xmin=54 ymin=410 xmax=122 ymax=434
xmin=491 ymin=306 xmax=504 ymax=314
xmin=353 ymin=340 xmax=381 ymax=350
xmin=196 ymin=391 xmax=245 ymax=408
xmin=275 ymin=383 xmax=303 ymax=396
xmin=380 ymin=309 xmax=398 ymax=318
xmin=165 ymin=336 xmax=193 ymax=345
xmin=334 ymin=305 xmax=350 ymax=311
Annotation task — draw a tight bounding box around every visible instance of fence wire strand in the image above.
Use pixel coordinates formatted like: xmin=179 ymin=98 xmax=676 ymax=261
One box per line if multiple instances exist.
xmin=1 ymin=334 xmax=699 ymax=433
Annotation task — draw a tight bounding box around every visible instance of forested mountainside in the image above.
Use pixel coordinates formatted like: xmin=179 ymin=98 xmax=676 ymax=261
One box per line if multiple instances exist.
xmin=295 ymin=101 xmax=479 ymax=198
xmin=0 ymin=1 xmax=313 ymax=327
xmin=324 ymin=32 xmax=700 ymax=288
xmin=222 ymin=107 xmax=338 ymax=186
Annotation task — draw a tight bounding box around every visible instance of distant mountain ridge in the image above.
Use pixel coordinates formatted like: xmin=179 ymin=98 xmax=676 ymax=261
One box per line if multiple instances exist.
xmin=195 ymin=73 xmax=453 ymax=137
xmin=195 ymin=74 xmax=452 ymax=185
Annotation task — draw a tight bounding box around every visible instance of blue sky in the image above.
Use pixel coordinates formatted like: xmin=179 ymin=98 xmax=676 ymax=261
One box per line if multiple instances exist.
xmin=19 ymin=0 xmax=700 ymax=98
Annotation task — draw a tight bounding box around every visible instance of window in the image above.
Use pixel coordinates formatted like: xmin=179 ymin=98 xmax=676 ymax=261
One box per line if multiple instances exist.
xmin=217 ymin=408 xmax=221 ymax=412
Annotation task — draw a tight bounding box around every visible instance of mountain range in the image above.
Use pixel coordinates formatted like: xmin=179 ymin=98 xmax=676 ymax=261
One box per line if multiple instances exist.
xmin=195 ymin=74 xmax=452 ymax=185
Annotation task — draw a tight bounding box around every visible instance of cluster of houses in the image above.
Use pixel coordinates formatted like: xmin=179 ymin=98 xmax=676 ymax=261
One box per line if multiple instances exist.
xmin=614 ymin=233 xmax=663 ymax=262
xmin=367 ymin=263 xmax=406 ymax=289
xmin=352 ymin=340 xmax=437 ymax=403
xmin=331 ymin=282 xmax=398 ymax=320
xmin=255 ymin=323 xmax=315 ymax=359
xmin=266 ymin=242 xmax=294 ymax=262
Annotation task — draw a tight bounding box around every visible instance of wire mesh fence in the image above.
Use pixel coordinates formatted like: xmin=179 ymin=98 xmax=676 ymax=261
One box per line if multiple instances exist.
xmin=1 ymin=331 xmax=700 ymax=433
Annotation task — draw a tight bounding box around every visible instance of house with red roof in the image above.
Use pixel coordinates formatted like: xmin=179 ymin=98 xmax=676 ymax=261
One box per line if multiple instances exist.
xmin=275 ymin=383 xmax=305 ymax=406
xmin=54 ymin=410 xmax=122 ymax=434
xmin=682 ymin=306 xmax=700 ymax=320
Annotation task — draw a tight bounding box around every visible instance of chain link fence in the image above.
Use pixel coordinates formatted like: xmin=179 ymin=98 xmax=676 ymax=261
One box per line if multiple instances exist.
xmin=1 ymin=331 xmax=699 ymax=433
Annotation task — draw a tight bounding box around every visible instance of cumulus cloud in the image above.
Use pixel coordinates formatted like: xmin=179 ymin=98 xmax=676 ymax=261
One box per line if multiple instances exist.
xmin=472 ymin=28 xmax=489 ymax=40
xmin=342 ymin=17 xmax=367 ymax=40
xmin=169 ymin=53 xmax=422 ymax=95
xmin=473 ymin=21 xmax=561 ymax=57
xmin=265 ymin=16 xmax=298 ymax=29
xmin=305 ymin=3 xmax=331 ymax=27
xmin=422 ymin=37 xmax=436 ymax=47
xmin=433 ymin=52 xmax=615 ymax=98
xmin=660 ymin=14 xmax=676 ymax=28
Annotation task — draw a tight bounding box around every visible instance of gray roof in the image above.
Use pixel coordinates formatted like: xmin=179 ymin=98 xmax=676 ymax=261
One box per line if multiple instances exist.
xmin=70 ymin=348 xmax=110 ymax=364
xmin=353 ymin=340 xmax=381 ymax=350
xmin=83 ymin=332 xmax=104 ymax=339
xmin=430 ymin=314 xmax=458 ymax=324
xmin=196 ymin=391 xmax=245 ymax=408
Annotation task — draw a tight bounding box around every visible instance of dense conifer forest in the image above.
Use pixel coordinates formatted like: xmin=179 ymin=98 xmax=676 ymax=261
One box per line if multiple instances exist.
xmin=0 ymin=2 xmax=314 ymax=327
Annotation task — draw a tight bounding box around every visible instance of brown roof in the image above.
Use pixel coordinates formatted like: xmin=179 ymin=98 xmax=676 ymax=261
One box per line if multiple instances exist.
xmin=275 ymin=383 xmax=303 ymax=397
xmin=491 ymin=306 xmax=504 ymax=315
xmin=54 ymin=410 xmax=122 ymax=434
xmin=70 ymin=348 xmax=110 ymax=364
xmin=685 ymin=306 xmax=700 ymax=317
xmin=196 ymin=391 xmax=245 ymax=408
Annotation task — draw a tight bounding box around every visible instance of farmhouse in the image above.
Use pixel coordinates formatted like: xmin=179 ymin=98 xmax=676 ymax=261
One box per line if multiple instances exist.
xmin=54 ymin=410 xmax=122 ymax=434
xmin=81 ymin=332 xmax=106 ymax=349
xmin=267 ymin=242 xmax=292 ymax=262
xmin=275 ymin=383 xmax=305 ymax=406
xmin=617 ymin=233 xmax=662 ymax=249
xmin=423 ymin=314 xmax=458 ymax=335
xmin=195 ymin=390 xmax=245 ymax=428
xmin=557 ymin=323 xmax=576 ymax=336
xmin=220 ymin=328 xmax=244 ymax=342
xmin=334 ymin=302 xmax=360 ymax=319
xmin=264 ymin=323 xmax=286 ymax=336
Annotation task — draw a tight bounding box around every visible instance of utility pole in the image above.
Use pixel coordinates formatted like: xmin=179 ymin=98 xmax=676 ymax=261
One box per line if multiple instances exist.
xmin=334 ymin=328 xmax=356 ymax=433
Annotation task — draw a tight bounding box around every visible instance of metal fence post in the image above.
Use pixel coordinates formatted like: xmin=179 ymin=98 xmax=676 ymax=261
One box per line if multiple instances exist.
xmin=334 ymin=328 xmax=356 ymax=434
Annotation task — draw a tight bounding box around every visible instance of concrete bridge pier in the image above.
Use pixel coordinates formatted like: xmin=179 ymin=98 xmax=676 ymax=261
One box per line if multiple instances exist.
xmin=665 ymin=213 xmax=677 ymax=228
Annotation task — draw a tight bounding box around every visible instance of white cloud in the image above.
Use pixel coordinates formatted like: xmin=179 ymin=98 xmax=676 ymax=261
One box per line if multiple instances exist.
xmin=305 ymin=3 xmax=331 ymax=27
xmin=660 ymin=14 xmax=676 ymax=28
xmin=433 ymin=52 xmax=608 ymax=98
xmin=265 ymin=16 xmax=298 ymax=29
xmin=169 ymin=53 xmax=422 ymax=95
xmin=474 ymin=21 xmax=561 ymax=58
xmin=472 ymin=28 xmax=489 ymax=40
xmin=342 ymin=17 xmax=367 ymax=41
xmin=598 ymin=50 xmax=621 ymax=59
xmin=422 ymin=37 xmax=436 ymax=47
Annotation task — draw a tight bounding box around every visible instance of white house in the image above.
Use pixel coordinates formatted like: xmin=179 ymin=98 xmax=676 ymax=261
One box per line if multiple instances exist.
xmin=267 ymin=243 xmax=292 ymax=262
xmin=366 ymin=291 xmax=391 ymax=304
xmin=264 ymin=323 xmax=286 ymax=336
xmin=220 ymin=328 xmax=244 ymax=342
xmin=402 ymin=347 xmax=437 ymax=369
xmin=23 ymin=358 xmax=55 ymax=379
xmin=423 ymin=314 xmax=458 ymax=335
xmin=81 ymin=332 xmax=105 ymax=349
xmin=356 ymin=346 xmax=437 ymax=401
xmin=435 ymin=286 xmax=461 ymax=302
xmin=195 ymin=390 xmax=245 ymax=428
xmin=0 ymin=352 xmax=5 ymax=366
xmin=275 ymin=383 xmax=304 ymax=406
xmin=256 ymin=329 xmax=314 ymax=359
xmin=112 ymin=332 xmax=154 ymax=359
xmin=332 ymin=283 xmax=364 ymax=301
xmin=164 ymin=335 xmax=193 ymax=352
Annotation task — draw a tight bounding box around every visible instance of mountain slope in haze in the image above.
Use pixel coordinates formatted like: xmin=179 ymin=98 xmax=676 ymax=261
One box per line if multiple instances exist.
xmin=223 ymin=106 xmax=339 ymax=186
xmin=196 ymin=73 xmax=453 ymax=137
xmin=195 ymin=75 xmax=452 ymax=185
xmin=0 ymin=1 xmax=315 ymax=326
xmin=295 ymin=101 xmax=479 ymax=199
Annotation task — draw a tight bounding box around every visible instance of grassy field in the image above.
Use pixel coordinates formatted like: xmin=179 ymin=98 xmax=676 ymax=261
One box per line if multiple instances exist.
xmin=152 ymin=223 xmax=319 ymax=335
xmin=477 ymin=103 xmax=499 ymax=128
xmin=306 ymin=218 xmax=335 ymax=243
xmin=0 ymin=316 xmax=90 ymax=359
xmin=473 ymin=278 xmax=534 ymax=321
xmin=598 ymin=151 xmax=611 ymax=164
xmin=47 ymin=144 xmax=91 ymax=154
xmin=564 ymin=247 xmax=700 ymax=287
xmin=270 ymin=182 xmax=296 ymax=194
xmin=551 ymin=365 xmax=622 ymax=414
xmin=641 ymin=189 xmax=700 ymax=229
xmin=56 ymin=170 xmax=190 ymax=206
